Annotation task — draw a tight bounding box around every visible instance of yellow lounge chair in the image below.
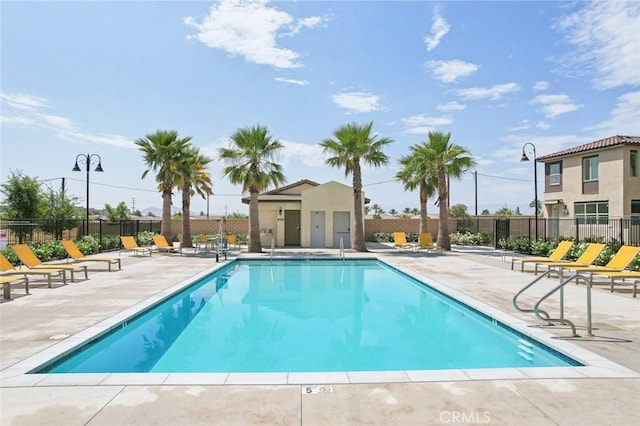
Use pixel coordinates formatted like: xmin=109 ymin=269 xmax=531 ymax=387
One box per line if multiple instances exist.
xmin=0 ymin=252 xmax=68 ymax=287
xmin=227 ymin=234 xmax=239 ymax=250
xmin=194 ymin=234 xmax=211 ymax=254
xmin=414 ymin=233 xmax=441 ymax=253
xmin=591 ymin=271 xmax=640 ymax=297
xmin=393 ymin=232 xmax=412 ymax=251
xmin=511 ymin=240 xmax=574 ymax=272
xmin=566 ymin=245 xmax=640 ymax=279
xmin=120 ymin=236 xmax=152 ymax=256
xmin=62 ymin=240 xmax=121 ymax=271
xmin=0 ymin=275 xmax=29 ymax=300
xmin=11 ymin=244 xmax=88 ymax=281
xmin=533 ymin=243 xmax=606 ymax=277
xmin=152 ymin=235 xmax=182 ymax=255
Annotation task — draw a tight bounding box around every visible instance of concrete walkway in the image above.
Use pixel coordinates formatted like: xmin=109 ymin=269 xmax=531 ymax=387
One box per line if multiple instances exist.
xmin=1 ymin=244 xmax=638 ymax=425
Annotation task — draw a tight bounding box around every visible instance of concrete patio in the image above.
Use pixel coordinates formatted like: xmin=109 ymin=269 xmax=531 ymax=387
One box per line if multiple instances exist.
xmin=1 ymin=243 xmax=638 ymax=425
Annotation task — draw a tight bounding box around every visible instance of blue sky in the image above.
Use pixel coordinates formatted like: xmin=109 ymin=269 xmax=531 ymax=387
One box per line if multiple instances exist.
xmin=2 ymin=0 xmax=639 ymax=217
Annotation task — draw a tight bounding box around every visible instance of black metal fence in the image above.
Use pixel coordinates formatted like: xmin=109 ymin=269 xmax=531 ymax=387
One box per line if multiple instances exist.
xmin=457 ymin=216 xmax=640 ymax=248
xmin=0 ymin=218 xmax=162 ymax=248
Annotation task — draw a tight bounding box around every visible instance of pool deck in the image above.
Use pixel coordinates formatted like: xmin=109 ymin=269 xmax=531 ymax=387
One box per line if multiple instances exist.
xmin=1 ymin=243 xmax=638 ymax=425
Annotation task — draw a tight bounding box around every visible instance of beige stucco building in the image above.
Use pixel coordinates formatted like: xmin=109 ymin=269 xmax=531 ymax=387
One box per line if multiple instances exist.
xmin=537 ymin=135 xmax=640 ymax=227
xmin=242 ymin=180 xmax=367 ymax=249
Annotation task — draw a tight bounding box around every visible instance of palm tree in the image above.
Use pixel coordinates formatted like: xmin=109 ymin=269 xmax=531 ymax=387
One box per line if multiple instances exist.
xmin=219 ymin=125 xmax=286 ymax=253
xmin=136 ymin=130 xmax=192 ymax=239
xmin=320 ymin=122 xmax=393 ymax=252
xmin=422 ymin=131 xmax=476 ymax=250
xmin=388 ymin=208 xmax=398 ymax=216
xmin=175 ymin=147 xmax=213 ymax=248
xmin=396 ymin=143 xmax=439 ymax=234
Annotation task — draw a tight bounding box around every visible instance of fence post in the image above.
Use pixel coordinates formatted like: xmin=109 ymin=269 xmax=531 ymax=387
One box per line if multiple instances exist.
xmin=619 ymin=218 xmax=624 ymax=246
xmin=575 ymin=217 xmax=580 ymax=243
xmin=99 ymin=220 xmax=103 ymax=250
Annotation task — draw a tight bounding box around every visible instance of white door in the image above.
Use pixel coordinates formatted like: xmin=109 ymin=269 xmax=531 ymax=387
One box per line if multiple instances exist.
xmin=310 ymin=211 xmax=326 ymax=248
xmin=550 ymin=205 xmax=560 ymax=238
xmin=333 ymin=211 xmax=351 ymax=248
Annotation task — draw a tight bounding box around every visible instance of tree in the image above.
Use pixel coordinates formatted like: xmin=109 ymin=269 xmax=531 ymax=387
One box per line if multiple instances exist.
xmin=422 ymin=132 xmax=476 ymax=250
xmin=219 ymin=125 xmax=286 ymax=252
xmin=449 ymin=203 xmax=470 ymax=218
xmin=0 ymin=170 xmax=42 ymax=242
xmin=396 ymin=142 xmax=438 ymax=234
xmin=514 ymin=206 xmax=522 ymax=215
xmin=320 ymin=122 xmax=393 ymax=252
xmin=104 ymin=201 xmax=131 ymax=222
xmin=175 ymin=147 xmax=213 ymax=248
xmin=402 ymin=207 xmax=412 ymax=215
xmin=371 ymin=203 xmax=385 ymax=215
xmin=411 ymin=207 xmax=419 ymax=215
xmin=481 ymin=209 xmax=491 ymax=215
xmin=494 ymin=206 xmax=515 ymax=216
xmin=529 ymin=199 xmax=543 ymax=215
xmin=135 ymin=130 xmax=192 ymax=240
xmin=39 ymin=185 xmax=79 ymax=239
xmin=0 ymin=170 xmax=41 ymax=220
xmin=388 ymin=208 xmax=398 ymax=216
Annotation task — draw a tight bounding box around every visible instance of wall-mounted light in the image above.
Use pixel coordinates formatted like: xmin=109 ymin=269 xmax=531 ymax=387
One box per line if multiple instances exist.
xmin=278 ymin=207 xmax=283 ymax=216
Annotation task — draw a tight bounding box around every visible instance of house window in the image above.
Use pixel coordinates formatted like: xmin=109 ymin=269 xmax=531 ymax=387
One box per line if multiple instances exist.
xmin=549 ymin=162 xmax=561 ymax=186
xmin=632 ymin=200 xmax=640 ymax=216
xmin=575 ymin=201 xmax=608 ymax=224
xmin=582 ymin=156 xmax=599 ymax=182
xmin=631 ymin=150 xmax=638 ymax=177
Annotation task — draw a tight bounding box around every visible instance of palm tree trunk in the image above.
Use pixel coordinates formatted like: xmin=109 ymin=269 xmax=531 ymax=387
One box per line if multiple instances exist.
xmin=419 ymin=181 xmax=428 ymax=234
xmin=161 ymin=186 xmax=172 ymax=240
xmin=248 ymin=190 xmax=262 ymax=253
xmin=181 ymin=185 xmax=193 ymax=248
xmin=352 ymin=161 xmax=366 ymax=252
xmin=437 ymin=166 xmax=451 ymax=250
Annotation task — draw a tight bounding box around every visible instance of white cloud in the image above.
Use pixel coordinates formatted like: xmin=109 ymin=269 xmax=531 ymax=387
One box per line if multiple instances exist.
xmin=436 ymin=101 xmax=465 ymax=112
xmin=536 ymin=121 xmax=551 ymax=129
xmin=508 ymin=120 xmax=531 ymax=132
xmin=0 ymin=93 xmax=49 ymax=110
xmin=554 ymin=1 xmax=640 ymax=89
xmin=274 ymin=77 xmax=308 ymax=86
xmin=533 ymin=81 xmax=549 ymax=91
xmin=424 ymin=9 xmax=450 ymax=51
xmin=280 ymin=140 xmax=326 ymax=167
xmin=425 ymin=60 xmax=478 ymax=83
xmin=331 ymin=91 xmax=383 ymax=114
xmin=457 ymin=83 xmax=520 ymax=100
xmin=184 ymin=0 xmax=327 ymax=69
xmin=584 ymin=91 xmax=640 ymax=136
xmin=531 ymin=93 xmax=583 ymax=118
xmin=401 ymin=114 xmax=452 ymax=134
xmin=0 ymin=91 xmax=135 ymax=150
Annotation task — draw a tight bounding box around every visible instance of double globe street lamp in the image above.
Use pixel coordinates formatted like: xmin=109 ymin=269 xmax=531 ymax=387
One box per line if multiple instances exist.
xmin=72 ymin=154 xmax=103 ymax=236
xmin=520 ymin=142 xmax=538 ymax=241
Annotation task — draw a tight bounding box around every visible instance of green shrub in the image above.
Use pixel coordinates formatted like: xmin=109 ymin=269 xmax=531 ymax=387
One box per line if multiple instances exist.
xmin=373 ymin=232 xmax=394 ymax=243
xmin=136 ymin=231 xmax=155 ymax=246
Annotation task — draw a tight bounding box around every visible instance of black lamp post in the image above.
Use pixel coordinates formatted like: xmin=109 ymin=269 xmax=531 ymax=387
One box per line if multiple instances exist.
xmin=72 ymin=154 xmax=103 ymax=236
xmin=520 ymin=143 xmax=538 ymax=240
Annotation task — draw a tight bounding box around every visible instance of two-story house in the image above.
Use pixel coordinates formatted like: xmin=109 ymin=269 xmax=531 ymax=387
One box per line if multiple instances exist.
xmin=537 ymin=135 xmax=640 ymax=238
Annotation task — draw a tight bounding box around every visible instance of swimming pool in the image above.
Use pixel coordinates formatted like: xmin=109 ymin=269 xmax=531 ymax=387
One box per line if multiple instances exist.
xmin=34 ymin=259 xmax=579 ymax=374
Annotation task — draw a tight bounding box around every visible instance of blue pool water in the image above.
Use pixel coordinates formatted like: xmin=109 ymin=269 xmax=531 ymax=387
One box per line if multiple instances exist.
xmin=38 ymin=259 xmax=579 ymax=373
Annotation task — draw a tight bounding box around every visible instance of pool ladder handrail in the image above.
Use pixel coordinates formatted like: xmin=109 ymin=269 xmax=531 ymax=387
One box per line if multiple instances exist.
xmin=339 ymin=237 xmax=345 ymax=260
xmin=270 ymin=238 xmax=275 ymax=261
xmin=513 ymin=270 xmax=594 ymax=337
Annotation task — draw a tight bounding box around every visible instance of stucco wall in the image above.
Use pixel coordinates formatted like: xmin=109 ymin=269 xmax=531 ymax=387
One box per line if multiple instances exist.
xmin=544 ymin=146 xmax=639 ymax=218
xmin=301 ymin=181 xmax=356 ymax=247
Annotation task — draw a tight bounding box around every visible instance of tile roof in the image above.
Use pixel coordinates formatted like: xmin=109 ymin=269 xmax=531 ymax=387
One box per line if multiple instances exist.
xmin=537 ymin=135 xmax=640 ymax=162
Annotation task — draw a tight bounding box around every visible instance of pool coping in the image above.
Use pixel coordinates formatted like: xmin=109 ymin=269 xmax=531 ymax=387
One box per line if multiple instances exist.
xmin=1 ymin=256 xmax=638 ymax=387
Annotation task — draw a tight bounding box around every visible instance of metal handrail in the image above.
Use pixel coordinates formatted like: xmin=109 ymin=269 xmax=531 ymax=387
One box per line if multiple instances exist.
xmin=534 ymin=273 xmax=593 ymax=337
xmin=512 ymin=269 xmax=561 ymax=321
xmin=270 ymin=238 xmax=275 ymax=261
xmin=339 ymin=237 xmax=345 ymax=260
